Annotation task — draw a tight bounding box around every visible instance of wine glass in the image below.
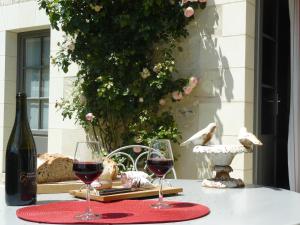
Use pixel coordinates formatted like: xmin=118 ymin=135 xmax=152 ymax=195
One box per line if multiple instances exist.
xmin=73 ymin=141 xmax=103 ymax=220
xmin=147 ymin=139 xmax=174 ymax=209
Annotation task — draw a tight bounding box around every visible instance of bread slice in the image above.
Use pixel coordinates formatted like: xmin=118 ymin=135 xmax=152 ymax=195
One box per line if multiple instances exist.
xmin=100 ymin=158 xmax=119 ymax=180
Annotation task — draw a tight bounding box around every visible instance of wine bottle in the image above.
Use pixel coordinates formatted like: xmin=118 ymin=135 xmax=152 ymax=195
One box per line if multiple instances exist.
xmin=5 ymin=93 xmax=37 ymax=206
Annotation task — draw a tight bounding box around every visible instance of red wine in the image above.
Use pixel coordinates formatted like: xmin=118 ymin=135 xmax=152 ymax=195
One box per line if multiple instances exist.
xmin=73 ymin=162 xmax=103 ymax=184
xmin=5 ymin=93 xmax=37 ymax=206
xmin=147 ymin=159 xmax=174 ymax=177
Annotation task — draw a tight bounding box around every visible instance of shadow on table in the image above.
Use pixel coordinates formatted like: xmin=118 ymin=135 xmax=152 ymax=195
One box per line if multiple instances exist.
xmin=245 ymin=184 xmax=284 ymax=191
xmin=37 ymin=200 xmax=76 ymax=205
xmin=169 ymin=202 xmax=197 ymax=208
xmin=102 ymin=213 xmax=133 ymax=219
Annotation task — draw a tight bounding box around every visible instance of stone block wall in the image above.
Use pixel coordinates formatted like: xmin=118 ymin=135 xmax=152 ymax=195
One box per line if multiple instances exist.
xmin=173 ymin=0 xmax=256 ymax=183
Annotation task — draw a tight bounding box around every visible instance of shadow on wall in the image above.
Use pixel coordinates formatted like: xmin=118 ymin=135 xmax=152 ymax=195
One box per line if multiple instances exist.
xmin=172 ymin=1 xmax=234 ymax=179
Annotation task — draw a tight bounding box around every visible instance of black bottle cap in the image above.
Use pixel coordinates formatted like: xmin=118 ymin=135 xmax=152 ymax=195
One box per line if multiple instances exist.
xmin=16 ymin=93 xmax=27 ymax=98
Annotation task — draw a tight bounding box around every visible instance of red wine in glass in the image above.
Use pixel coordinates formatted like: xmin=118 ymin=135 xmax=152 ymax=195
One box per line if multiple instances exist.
xmin=148 ymin=139 xmax=174 ymax=209
xmin=73 ymin=162 xmax=104 ymax=184
xmin=147 ymin=159 xmax=174 ymax=177
xmin=73 ymin=141 xmax=103 ymax=220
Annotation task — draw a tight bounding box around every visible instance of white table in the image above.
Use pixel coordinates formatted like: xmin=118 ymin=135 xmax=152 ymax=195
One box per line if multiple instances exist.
xmin=2 ymin=179 xmax=300 ymax=225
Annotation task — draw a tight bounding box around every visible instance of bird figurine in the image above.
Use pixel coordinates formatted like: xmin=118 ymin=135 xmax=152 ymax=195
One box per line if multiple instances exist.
xmin=238 ymin=127 xmax=263 ymax=150
xmin=180 ymin=122 xmax=217 ymax=147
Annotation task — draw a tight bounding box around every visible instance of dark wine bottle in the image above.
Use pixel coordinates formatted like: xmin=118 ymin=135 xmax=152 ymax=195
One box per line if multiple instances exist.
xmin=5 ymin=93 xmax=37 ymax=206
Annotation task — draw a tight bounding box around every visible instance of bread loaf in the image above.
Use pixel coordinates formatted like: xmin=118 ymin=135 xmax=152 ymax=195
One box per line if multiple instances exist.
xmin=37 ymin=153 xmax=119 ymax=184
xmin=37 ymin=153 xmax=77 ymax=184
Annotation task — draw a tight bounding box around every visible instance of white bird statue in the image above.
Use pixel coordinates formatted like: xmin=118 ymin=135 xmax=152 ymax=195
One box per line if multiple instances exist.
xmin=238 ymin=127 xmax=263 ymax=150
xmin=180 ymin=122 xmax=217 ymax=147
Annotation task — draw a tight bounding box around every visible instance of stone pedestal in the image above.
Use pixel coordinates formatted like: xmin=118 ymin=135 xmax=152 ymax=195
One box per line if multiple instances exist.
xmin=202 ymin=165 xmax=244 ymax=188
xmin=193 ymin=145 xmax=249 ymax=188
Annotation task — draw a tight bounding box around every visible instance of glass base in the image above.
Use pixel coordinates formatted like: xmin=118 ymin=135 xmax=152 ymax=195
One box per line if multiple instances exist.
xmin=74 ymin=212 xmax=101 ymax=221
xmin=151 ymin=202 xmax=172 ymax=209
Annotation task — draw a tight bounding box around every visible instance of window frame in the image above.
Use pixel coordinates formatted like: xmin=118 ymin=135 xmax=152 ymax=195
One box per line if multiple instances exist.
xmin=17 ymin=29 xmax=50 ymax=136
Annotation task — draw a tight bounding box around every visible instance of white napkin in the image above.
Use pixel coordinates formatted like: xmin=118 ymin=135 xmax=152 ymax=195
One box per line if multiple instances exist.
xmin=121 ymin=171 xmax=155 ymax=189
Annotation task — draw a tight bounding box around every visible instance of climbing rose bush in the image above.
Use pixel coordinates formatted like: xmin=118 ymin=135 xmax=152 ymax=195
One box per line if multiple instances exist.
xmin=39 ymin=0 xmax=206 ymax=151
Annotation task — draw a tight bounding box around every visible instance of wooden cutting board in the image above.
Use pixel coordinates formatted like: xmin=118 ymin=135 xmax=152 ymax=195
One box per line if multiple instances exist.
xmin=37 ymin=180 xmax=83 ymax=194
xmin=69 ymin=186 xmax=183 ymax=202
xmin=38 ymin=180 xmax=122 ymax=194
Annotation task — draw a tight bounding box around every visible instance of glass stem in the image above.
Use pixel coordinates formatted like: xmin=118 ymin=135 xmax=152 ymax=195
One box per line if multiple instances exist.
xmin=86 ymin=184 xmax=92 ymax=214
xmin=158 ymin=177 xmax=163 ymax=204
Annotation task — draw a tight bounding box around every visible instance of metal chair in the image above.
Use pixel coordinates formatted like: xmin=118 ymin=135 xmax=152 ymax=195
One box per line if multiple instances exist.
xmin=106 ymin=144 xmax=177 ymax=179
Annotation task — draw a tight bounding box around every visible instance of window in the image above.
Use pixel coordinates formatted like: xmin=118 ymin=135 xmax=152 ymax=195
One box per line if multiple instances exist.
xmin=18 ymin=30 xmax=50 ymax=132
xmin=18 ymin=30 xmax=50 ymax=150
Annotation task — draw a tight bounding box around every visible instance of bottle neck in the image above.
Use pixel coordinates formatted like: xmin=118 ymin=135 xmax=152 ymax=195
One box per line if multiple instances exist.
xmin=15 ymin=96 xmax=28 ymax=122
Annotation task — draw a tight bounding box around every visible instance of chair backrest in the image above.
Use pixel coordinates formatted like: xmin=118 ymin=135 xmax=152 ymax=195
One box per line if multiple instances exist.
xmin=107 ymin=145 xmax=177 ymax=179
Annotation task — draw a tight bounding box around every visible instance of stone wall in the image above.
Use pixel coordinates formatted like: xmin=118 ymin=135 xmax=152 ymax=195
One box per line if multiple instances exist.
xmin=0 ymin=0 xmax=31 ymax=6
xmin=172 ymin=0 xmax=256 ymax=183
xmin=47 ymin=29 xmax=85 ymax=158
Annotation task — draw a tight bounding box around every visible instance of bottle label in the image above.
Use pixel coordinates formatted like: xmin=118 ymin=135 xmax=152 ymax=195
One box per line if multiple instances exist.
xmin=20 ymin=172 xmax=36 ymax=185
xmin=19 ymin=172 xmax=36 ymax=201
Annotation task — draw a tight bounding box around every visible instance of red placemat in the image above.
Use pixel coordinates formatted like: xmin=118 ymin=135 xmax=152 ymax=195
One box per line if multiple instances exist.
xmin=16 ymin=200 xmax=210 ymax=224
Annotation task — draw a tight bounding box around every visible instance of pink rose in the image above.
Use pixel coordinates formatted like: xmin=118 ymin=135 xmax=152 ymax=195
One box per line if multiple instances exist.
xmin=140 ymin=68 xmax=150 ymax=79
xmin=68 ymin=43 xmax=75 ymax=51
xmin=153 ymin=63 xmax=162 ymax=73
xmin=133 ymin=146 xmax=142 ymax=153
xmin=172 ymin=91 xmax=183 ymax=101
xmin=183 ymin=86 xmax=193 ymax=95
xmin=184 ymin=7 xmax=194 ymax=18
xmin=94 ymin=5 xmax=103 ymax=12
xmin=159 ymin=99 xmax=166 ymax=106
xmin=79 ymin=95 xmax=86 ymax=105
xmin=86 ymin=113 xmax=95 ymax=122
xmin=189 ymin=76 xmax=199 ymax=88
